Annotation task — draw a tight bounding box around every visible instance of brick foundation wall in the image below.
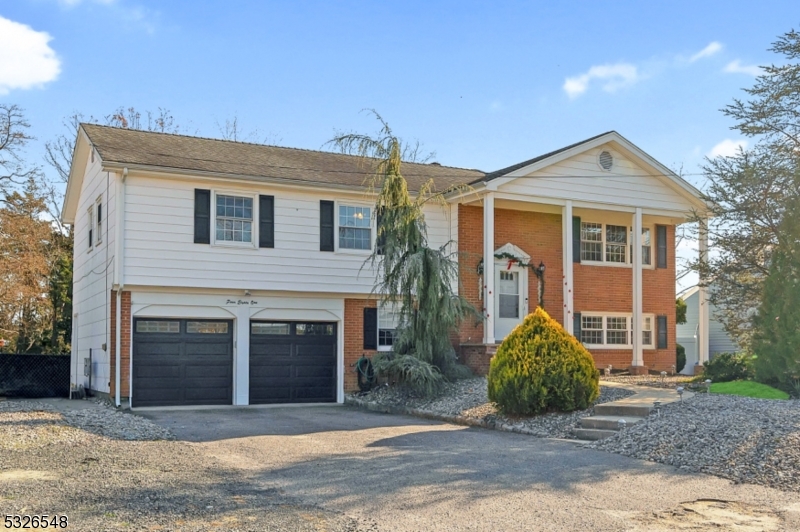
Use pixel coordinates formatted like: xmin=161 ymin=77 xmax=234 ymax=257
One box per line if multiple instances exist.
xmin=344 ymin=298 xmax=377 ymax=393
xmin=459 ymin=344 xmax=497 ymax=376
xmin=109 ymin=290 xmax=131 ymax=398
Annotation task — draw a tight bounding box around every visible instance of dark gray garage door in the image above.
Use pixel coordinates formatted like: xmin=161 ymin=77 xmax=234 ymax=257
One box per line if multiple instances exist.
xmin=249 ymin=321 xmax=337 ymax=404
xmin=132 ymin=318 xmax=233 ymax=407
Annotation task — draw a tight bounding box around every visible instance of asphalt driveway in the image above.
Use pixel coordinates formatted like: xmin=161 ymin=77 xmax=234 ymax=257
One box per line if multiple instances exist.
xmin=142 ymin=405 xmax=800 ymax=531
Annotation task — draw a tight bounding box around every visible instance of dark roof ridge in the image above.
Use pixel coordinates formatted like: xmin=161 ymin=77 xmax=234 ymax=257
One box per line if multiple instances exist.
xmin=80 ymin=123 xmax=483 ymax=173
xmin=478 ymin=130 xmax=618 ymax=183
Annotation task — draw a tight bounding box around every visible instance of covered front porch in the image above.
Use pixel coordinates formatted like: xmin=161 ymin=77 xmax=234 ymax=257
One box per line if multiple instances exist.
xmin=454 ymin=191 xmax=710 ymax=375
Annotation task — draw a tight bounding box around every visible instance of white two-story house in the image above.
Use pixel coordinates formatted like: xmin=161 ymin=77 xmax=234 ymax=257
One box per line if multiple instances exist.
xmin=63 ymin=124 xmax=710 ymax=408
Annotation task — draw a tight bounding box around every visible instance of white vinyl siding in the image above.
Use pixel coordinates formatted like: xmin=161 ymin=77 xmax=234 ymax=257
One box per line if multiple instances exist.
xmin=71 ymin=153 xmax=116 ymax=393
xmin=497 ymin=145 xmax=692 ymax=212
xmin=122 ymin=176 xmax=451 ymax=294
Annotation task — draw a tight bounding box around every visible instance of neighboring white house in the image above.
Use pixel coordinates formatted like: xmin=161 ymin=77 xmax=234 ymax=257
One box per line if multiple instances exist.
xmin=62 ymin=124 xmax=709 ymax=408
xmin=677 ymin=285 xmax=741 ymax=374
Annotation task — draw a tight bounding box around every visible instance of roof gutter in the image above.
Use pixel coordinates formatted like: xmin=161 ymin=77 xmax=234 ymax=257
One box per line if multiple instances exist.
xmin=114 ymin=167 xmax=127 ymax=408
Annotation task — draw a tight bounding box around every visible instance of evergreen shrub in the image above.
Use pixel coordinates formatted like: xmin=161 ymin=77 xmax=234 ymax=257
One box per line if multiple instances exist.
xmin=487 ymin=308 xmax=600 ymax=415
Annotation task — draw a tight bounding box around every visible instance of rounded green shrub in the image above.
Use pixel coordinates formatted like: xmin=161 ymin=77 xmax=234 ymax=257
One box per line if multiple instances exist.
xmin=487 ymin=307 xmax=600 ymax=415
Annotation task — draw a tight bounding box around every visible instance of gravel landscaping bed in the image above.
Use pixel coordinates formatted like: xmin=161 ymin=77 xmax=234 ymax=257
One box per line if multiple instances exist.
xmin=590 ymin=394 xmax=800 ymax=493
xmin=351 ymin=377 xmax=635 ymax=438
xmin=0 ymin=399 xmax=376 ymax=531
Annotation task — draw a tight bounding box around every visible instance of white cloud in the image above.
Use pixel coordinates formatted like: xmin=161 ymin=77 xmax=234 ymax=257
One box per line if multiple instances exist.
xmin=563 ymin=63 xmax=639 ymax=99
xmin=0 ymin=16 xmax=61 ymax=95
xmin=689 ymin=41 xmax=723 ymax=62
xmin=724 ymin=60 xmax=761 ymax=76
xmin=707 ymin=139 xmax=748 ymax=158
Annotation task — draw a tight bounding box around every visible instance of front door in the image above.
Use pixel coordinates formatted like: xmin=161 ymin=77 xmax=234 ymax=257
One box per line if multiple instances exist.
xmin=494 ymin=265 xmax=527 ymax=340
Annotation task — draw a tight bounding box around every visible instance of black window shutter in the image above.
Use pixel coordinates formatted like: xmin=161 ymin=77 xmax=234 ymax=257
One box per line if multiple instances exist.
xmin=194 ymin=189 xmax=211 ymax=244
xmin=572 ymin=216 xmax=581 ymax=263
xmin=97 ymin=202 xmax=102 ymax=225
xmin=258 ymin=195 xmax=274 ymax=248
xmin=375 ymin=210 xmax=385 ymax=256
xmin=363 ymin=307 xmax=378 ymax=350
xmin=657 ymin=315 xmax=668 ymax=349
xmin=573 ymin=312 xmax=582 ymax=342
xmin=320 ymin=200 xmax=334 ymax=252
xmin=656 ymin=225 xmax=667 ymax=269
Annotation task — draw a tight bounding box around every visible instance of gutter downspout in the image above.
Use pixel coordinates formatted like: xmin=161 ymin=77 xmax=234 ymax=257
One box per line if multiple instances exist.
xmin=114 ymin=167 xmax=127 ymax=407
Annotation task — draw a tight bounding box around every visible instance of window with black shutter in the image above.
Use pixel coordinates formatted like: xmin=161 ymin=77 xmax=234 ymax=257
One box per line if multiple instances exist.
xmin=657 ymin=315 xmax=668 ymax=349
xmin=572 ymin=217 xmax=581 ymax=263
xmin=258 ymin=195 xmax=274 ymax=248
xmin=363 ymin=307 xmax=378 ymax=350
xmin=194 ymin=189 xmax=211 ymax=244
xmin=320 ymin=200 xmax=334 ymax=252
xmin=573 ymin=312 xmax=582 ymax=341
xmin=656 ymin=225 xmax=667 ymax=269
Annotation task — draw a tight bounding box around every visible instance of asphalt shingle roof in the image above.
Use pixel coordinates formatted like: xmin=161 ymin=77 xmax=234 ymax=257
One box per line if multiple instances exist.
xmin=81 ymin=124 xmax=485 ymax=192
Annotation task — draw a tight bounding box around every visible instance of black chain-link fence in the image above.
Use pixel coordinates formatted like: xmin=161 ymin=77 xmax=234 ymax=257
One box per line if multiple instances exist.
xmin=0 ymin=354 xmax=70 ymax=398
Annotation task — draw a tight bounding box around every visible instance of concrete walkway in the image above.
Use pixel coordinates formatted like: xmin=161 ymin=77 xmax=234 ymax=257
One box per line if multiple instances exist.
xmin=600 ymin=380 xmax=695 ymax=407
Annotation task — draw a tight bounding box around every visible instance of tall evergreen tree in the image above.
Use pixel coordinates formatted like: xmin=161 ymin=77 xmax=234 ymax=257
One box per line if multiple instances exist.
xmin=752 ymin=196 xmax=800 ymax=388
xmin=331 ymin=112 xmax=478 ymax=387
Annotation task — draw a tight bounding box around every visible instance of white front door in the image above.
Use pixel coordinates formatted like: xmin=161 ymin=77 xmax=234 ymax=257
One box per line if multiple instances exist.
xmin=494 ymin=264 xmax=527 ymax=341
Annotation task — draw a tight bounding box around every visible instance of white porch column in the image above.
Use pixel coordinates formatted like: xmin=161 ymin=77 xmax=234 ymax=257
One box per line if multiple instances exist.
xmin=632 ymin=208 xmax=644 ymax=367
xmin=483 ymin=192 xmax=495 ymax=344
xmin=698 ymin=218 xmax=710 ymax=366
xmin=234 ymin=306 xmax=250 ymax=405
xmin=562 ymin=200 xmax=574 ymax=333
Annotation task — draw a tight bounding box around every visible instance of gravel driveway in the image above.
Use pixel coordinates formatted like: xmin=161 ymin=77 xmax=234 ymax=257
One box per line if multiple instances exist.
xmin=143 ymin=404 xmax=800 ymax=531
xmin=0 ymin=399 xmax=375 ymax=531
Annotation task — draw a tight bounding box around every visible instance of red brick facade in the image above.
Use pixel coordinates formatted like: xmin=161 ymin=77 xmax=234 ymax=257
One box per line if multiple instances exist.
xmin=343 ymin=298 xmax=378 ymax=392
xmin=454 ymin=204 xmax=676 ymax=373
xmin=109 ymin=290 xmax=131 ymax=398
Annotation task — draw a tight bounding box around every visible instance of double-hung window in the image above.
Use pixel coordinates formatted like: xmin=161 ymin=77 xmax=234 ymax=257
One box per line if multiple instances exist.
xmin=581 ymin=313 xmax=655 ymax=349
xmin=215 ymin=194 xmax=253 ymax=244
xmin=377 ymin=302 xmax=400 ymax=351
xmin=338 ymin=205 xmax=371 ymax=250
xmin=87 ymin=206 xmax=94 ymax=250
xmin=580 ymin=221 xmax=652 ymax=265
xmin=95 ymin=198 xmax=103 ymax=245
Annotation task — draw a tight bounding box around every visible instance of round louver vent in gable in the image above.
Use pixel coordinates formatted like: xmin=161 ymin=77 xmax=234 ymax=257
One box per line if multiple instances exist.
xmin=598 ymin=150 xmax=614 ymax=171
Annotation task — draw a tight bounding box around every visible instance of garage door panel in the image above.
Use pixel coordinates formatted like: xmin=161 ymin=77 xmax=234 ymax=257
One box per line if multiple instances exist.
xmin=250 ymin=344 xmax=293 ymax=357
xmin=135 ymin=343 xmax=182 ymax=356
xmin=295 ymin=345 xmax=336 ymax=357
xmin=249 ymin=321 xmax=337 ymax=405
xmin=132 ymin=319 xmax=233 ymax=407
xmin=184 ymin=365 xmax=230 ymax=378
xmin=294 ymin=365 xmax=335 ymax=378
xmin=134 ymin=364 xmax=181 ymax=378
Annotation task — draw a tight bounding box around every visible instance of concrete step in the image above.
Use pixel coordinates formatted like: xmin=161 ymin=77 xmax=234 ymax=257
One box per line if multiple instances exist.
xmin=573 ymin=428 xmax=618 ymax=441
xmin=594 ymin=403 xmax=653 ymax=417
xmin=579 ymin=415 xmax=646 ymax=431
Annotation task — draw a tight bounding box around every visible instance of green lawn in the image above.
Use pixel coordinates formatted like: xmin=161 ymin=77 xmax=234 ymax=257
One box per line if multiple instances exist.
xmin=709 ymin=380 xmax=789 ymax=400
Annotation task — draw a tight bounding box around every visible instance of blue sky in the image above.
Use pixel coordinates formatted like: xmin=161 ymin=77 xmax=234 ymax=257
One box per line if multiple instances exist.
xmin=0 ymin=0 xmax=795 ymax=287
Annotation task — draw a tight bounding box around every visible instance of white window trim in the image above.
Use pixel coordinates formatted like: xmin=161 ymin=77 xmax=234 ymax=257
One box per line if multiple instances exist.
xmin=211 ymin=189 xmax=258 ymax=249
xmin=581 ymin=312 xmax=655 ymax=350
xmin=86 ymin=206 xmax=94 ymax=253
xmin=95 ymin=196 xmax=103 ymax=245
xmin=335 ymin=200 xmax=374 ymax=255
xmin=377 ymin=302 xmax=399 ymax=352
xmin=580 ymin=221 xmax=654 ymax=269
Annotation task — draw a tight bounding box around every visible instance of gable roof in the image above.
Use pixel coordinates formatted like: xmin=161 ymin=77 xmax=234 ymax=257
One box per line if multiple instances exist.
xmin=80 ymin=124 xmax=484 ymax=192
xmin=477 ymin=131 xmax=614 ymax=183
xmin=475 ymin=130 xmax=707 ymax=212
